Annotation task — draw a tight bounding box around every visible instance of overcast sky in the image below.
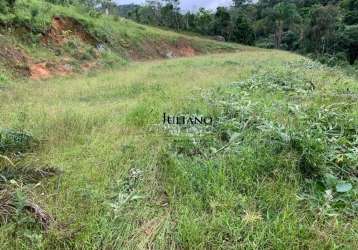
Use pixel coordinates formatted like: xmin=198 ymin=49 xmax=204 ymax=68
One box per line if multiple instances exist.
xmin=114 ymin=0 xmax=233 ymax=11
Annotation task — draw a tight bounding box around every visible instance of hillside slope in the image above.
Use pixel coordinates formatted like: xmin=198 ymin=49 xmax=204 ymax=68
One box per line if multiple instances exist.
xmin=1 ymin=1 xmax=357 ymax=249
xmin=0 ymin=50 xmax=357 ymax=249
xmin=0 ymin=0 xmax=240 ymax=81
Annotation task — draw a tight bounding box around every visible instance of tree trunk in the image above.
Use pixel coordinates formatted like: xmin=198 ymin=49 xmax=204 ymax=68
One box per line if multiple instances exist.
xmin=275 ymin=20 xmax=283 ymax=49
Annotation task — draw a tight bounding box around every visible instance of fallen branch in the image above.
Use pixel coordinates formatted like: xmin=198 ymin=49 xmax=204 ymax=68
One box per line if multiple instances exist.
xmin=25 ymin=201 xmax=54 ymax=231
xmin=0 ymin=189 xmax=16 ymax=224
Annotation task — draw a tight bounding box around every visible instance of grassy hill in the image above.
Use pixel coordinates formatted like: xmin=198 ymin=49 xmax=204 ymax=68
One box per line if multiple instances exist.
xmin=0 ymin=50 xmax=357 ymax=249
xmin=0 ymin=0 xmax=239 ymax=81
xmin=0 ymin=1 xmax=358 ymax=249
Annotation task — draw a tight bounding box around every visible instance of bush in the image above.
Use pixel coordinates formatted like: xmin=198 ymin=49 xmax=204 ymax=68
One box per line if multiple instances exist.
xmin=0 ymin=2 xmax=10 ymax=15
xmin=0 ymin=73 xmax=9 ymax=83
xmin=281 ymin=31 xmax=300 ymax=51
xmin=0 ymin=128 xmax=38 ymax=154
xmin=255 ymin=36 xmax=275 ymax=49
xmin=100 ymin=50 xmax=127 ymax=67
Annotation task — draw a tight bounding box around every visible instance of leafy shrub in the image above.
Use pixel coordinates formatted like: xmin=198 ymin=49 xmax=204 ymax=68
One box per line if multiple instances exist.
xmin=0 ymin=2 xmax=10 ymax=15
xmin=88 ymin=9 xmax=101 ymax=18
xmin=255 ymin=36 xmax=275 ymax=49
xmin=0 ymin=128 xmax=38 ymax=154
xmin=100 ymin=50 xmax=127 ymax=67
xmin=281 ymin=30 xmax=300 ymax=51
xmin=314 ymin=53 xmax=350 ymax=67
xmin=79 ymin=47 xmax=94 ymax=61
xmin=231 ymin=67 xmax=314 ymax=93
xmin=0 ymin=73 xmax=9 ymax=83
xmin=159 ymin=61 xmax=357 ymax=218
xmin=63 ymin=38 xmax=96 ymax=61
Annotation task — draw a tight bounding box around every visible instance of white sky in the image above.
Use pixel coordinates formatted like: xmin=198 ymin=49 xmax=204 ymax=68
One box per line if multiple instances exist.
xmin=114 ymin=0 xmax=233 ymax=11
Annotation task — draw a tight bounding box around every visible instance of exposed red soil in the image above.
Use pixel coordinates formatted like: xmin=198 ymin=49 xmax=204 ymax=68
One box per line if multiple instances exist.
xmin=81 ymin=62 xmax=97 ymax=71
xmin=30 ymin=63 xmax=51 ymax=80
xmin=2 ymin=16 xmax=205 ymax=81
xmin=29 ymin=61 xmax=74 ymax=80
xmin=28 ymin=36 xmax=196 ymax=79
xmin=174 ymin=38 xmax=196 ymax=57
xmin=41 ymin=16 xmax=97 ymax=46
xmin=54 ymin=64 xmax=73 ymax=76
xmin=177 ymin=46 xmax=195 ymax=57
xmin=1 ymin=35 xmax=199 ymax=80
xmin=0 ymin=36 xmax=76 ymax=79
xmin=24 ymin=16 xmax=100 ymax=79
xmin=29 ymin=60 xmax=95 ymax=80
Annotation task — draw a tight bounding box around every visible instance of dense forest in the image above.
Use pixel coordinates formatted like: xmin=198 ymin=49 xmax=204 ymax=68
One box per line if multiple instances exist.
xmin=113 ymin=0 xmax=358 ymax=66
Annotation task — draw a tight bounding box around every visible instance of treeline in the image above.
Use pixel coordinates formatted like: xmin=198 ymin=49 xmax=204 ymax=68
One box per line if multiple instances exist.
xmin=116 ymin=0 xmax=358 ymax=65
xmin=1 ymin=0 xmax=357 ymax=65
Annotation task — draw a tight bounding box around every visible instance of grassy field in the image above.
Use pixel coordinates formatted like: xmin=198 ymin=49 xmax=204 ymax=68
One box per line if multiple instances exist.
xmin=0 ymin=49 xmax=357 ymax=249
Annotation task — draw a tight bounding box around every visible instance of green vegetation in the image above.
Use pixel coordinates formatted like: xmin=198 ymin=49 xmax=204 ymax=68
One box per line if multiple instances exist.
xmin=0 ymin=72 xmax=9 ymax=84
xmin=0 ymin=0 xmax=239 ymax=80
xmin=0 ymin=50 xmax=357 ymax=249
xmin=0 ymin=0 xmax=228 ymax=50
xmin=0 ymin=0 xmax=357 ymax=249
xmin=115 ymin=0 xmax=358 ymax=66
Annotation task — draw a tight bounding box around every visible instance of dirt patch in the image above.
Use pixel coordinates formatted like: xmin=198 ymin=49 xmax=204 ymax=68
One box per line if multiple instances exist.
xmin=174 ymin=38 xmax=196 ymax=57
xmin=56 ymin=64 xmax=73 ymax=76
xmin=30 ymin=63 xmax=51 ymax=80
xmin=177 ymin=46 xmax=195 ymax=57
xmin=1 ymin=22 xmax=201 ymax=81
xmin=47 ymin=61 xmax=73 ymax=76
xmin=127 ymin=40 xmax=163 ymax=60
xmin=0 ymin=46 xmax=28 ymax=65
xmin=29 ymin=60 xmax=75 ymax=80
xmin=81 ymin=61 xmax=97 ymax=71
xmin=0 ymin=37 xmax=74 ymax=79
xmin=42 ymin=16 xmax=97 ymax=46
xmin=0 ymin=43 xmax=31 ymax=77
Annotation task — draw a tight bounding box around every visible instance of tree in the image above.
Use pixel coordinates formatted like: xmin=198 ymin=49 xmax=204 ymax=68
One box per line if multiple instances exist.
xmin=7 ymin=0 xmax=16 ymax=8
xmin=213 ymin=7 xmax=233 ymax=40
xmin=272 ymin=2 xmax=301 ymax=48
xmin=341 ymin=0 xmax=358 ymax=25
xmin=233 ymin=14 xmax=255 ymax=45
xmin=233 ymin=0 xmax=252 ymax=8
xmin=341 ymin=0 xmax=358 ymax=64
xmin=194 ymin=8 xmax=213 ymax=35
xmin=161 ymin=0 xmax=181 ymax=30
xmin=113 ymin=0 xmax=354 ymax=64
xmin=145 ymin=0 xmax=162 ymax=25
xmin=96 ymin=0 xmax=113 ymax=15
xmin=341 ymin=25 xmax=358 ymax=64
xmin=0 ymin=0 xmax=16 ymax=13
xmin=306 ymin=4 xmax=340 ymax=54
xmin=182 ymin=12 xmax=195 ymax=31
xmin=281 ymin=30 xmax=300 ymax=50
